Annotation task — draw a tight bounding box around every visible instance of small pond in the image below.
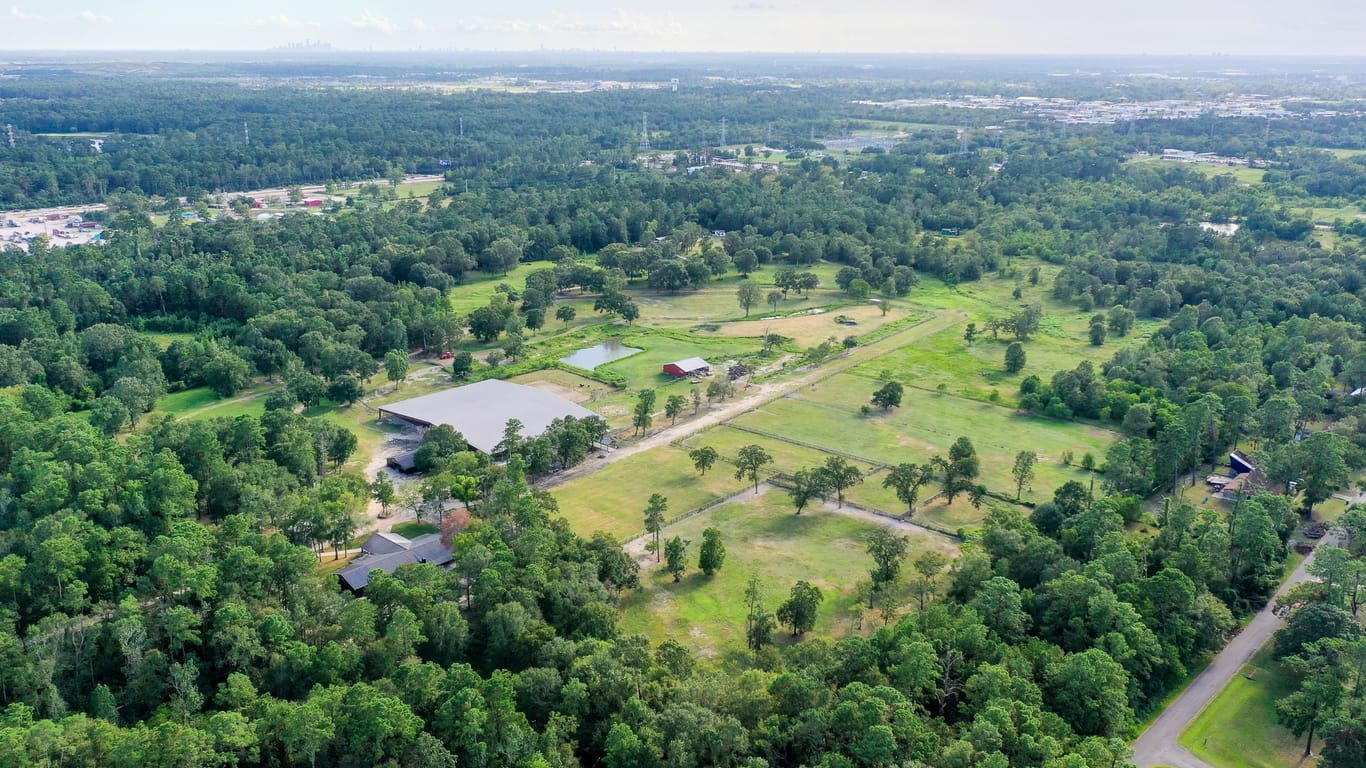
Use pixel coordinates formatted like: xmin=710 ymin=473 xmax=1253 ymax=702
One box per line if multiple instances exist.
xmin=560 ymin=339 xmax=643 ymax=370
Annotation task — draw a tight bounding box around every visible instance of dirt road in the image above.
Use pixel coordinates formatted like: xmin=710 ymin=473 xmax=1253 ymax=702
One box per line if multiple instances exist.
xmin=539 ymin=309 xmax=965 ymax=491
xmin=622 ymin=482 xmax=958 ymax=567
xmin=1131 ymin=533 xmax=1340 ymax=768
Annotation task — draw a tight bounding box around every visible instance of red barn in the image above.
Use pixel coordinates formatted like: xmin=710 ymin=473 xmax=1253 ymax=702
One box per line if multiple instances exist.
xmin=663 ymin=357 xmax=711 ymax=378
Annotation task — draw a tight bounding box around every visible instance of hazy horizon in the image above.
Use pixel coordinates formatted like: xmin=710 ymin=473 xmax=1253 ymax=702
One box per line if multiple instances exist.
xmin=4 ymin=0 xmax=1365 ymax=57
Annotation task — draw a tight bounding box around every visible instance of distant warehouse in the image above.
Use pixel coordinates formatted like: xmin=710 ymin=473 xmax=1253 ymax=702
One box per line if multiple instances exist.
xmin=378 ymin=379 xmax=596 ymax=455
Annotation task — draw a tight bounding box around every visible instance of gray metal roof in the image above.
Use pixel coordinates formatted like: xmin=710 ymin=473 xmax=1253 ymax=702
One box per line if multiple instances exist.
xmin=361 ymin=532 xmax=411 ymax=555
xmin=378 ymin=379 xmax=595 ymax=454
xmin=338 ymin=534 xmax=453 ymax=592
xmin=666 ymin=357 xmax=710 ymax=372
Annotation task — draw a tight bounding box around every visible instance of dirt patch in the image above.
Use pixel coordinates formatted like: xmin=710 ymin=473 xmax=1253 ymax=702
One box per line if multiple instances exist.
xmin=715 ymin=304 xmax=895 ymax=347
xmin=522 ymin=379 xmax=592 ymax=403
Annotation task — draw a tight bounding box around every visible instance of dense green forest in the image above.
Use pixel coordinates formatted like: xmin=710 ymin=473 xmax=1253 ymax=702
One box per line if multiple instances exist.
xmin=4 ymin=62 xmax=1366 ymax=767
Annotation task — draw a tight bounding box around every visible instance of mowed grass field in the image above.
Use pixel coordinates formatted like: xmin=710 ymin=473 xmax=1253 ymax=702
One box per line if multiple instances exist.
xmin=618 ymin=490 xmax=957 ymax=659
xmin=553 ymin=446 xmax=748 ymax=541
xmin=448 ymin=264 xmax=549 ymax=314
xmin=1179 ymin=646 xmax=1307 ymax=768
xmin=730 ymin=378 xmax=1118 ymax=504
xmin=629 ymin=263 xmax=846 ymax=326
xmin=866 ymin=272 xmax=1159 ymax=406
xmin=154 ymin=385 xmax=272 ymax=422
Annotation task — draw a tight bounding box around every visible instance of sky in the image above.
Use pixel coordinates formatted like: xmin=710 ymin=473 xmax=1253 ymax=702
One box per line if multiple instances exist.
xmin=3 ymin=0 xmax=1366 ymax=55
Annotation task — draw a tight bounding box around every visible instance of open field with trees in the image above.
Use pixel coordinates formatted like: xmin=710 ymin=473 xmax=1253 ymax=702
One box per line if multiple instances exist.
xmin=619 ymin=490 xmax=957 ymax=658
xmin=554 ymin=446 xmax=748 ymax=539
xmin=6 ymin=55 xmax=1366 ymax=768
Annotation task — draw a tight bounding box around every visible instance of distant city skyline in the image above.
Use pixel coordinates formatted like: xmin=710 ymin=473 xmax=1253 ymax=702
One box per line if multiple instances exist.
xmin=3 ymin=0 xmax=1365 ymax=56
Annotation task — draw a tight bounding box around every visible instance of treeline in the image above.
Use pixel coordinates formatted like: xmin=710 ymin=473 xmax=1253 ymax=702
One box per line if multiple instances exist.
xmin=0 ymin=373 xmax=1308 ymax=767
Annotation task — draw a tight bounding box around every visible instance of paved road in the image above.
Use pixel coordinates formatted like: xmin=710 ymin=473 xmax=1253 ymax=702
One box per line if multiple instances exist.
xmin=1131 ymin=533 xmax=1340 ymax=768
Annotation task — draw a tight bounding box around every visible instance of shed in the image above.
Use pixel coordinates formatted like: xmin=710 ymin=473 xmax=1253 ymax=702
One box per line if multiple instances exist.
xmin=663 ymin=357 xmax=711 ymax=378
xmin=387 ymin=452 xmax=419 ymax=474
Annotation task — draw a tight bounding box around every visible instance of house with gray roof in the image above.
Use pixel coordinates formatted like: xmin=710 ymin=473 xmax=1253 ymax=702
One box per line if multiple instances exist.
xmin=338 ymin=533 xmax=453 ymax=593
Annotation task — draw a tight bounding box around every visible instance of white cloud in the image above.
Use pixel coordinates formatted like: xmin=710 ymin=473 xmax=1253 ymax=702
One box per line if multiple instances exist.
xmin=79 ymin=9 xmax=112 ymax=24
xmin=246 ymin=15 xmax=319 ymax=29
xmin=538 ymin=10 xmax=686 ymax=38
xmin=452 ymin=16 xmax=531 ymax=34
xmin=411 ymin=18 xmax=427 ymax=31
xmin=350 ymin=10 xmax=400 ymax=34
xmin=10 ymin=5 xmax=43 ymax=21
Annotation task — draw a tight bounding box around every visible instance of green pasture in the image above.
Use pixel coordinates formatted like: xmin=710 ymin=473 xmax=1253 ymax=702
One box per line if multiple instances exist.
xmin=447 ymin=263 xmax=549 ymax=314
xmin=731 ymin=379 xmax=1117 ymax=505
xmin=844 ymin=480 xmax=1017 ymax=533
xmin=397 ymin=179 xmax=448 ymax=199
xmin=1179 ymin=645 xmax=1305 ymax=768
xmin=154 ymin=385 xmax=271 ymax=422
xmin=618 ymin=490 xmax=956 ymax=660
xmin=553 ymin=446 xmax=747 ymax=541
xmin=681 ymin=424 xmax=881 ymax=480
xmin=140 ymin=331 xmax=196 ymax=350
xmin=594 ymin=332 xmax=762 ymax=389
xmin=629 ymin=263 xmax=845 ymax=327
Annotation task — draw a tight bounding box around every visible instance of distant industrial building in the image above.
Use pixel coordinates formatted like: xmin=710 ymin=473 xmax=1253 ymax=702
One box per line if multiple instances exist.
xmin=378 ymin=379 xmax=595 ymax=454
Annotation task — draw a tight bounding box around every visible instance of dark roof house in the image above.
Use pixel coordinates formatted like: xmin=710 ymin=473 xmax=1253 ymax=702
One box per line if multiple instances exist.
xmin=378 ymin=379 xmax=595 ymax=454
xmin=1230 ymin=450 xmax=1256 ymax=475
xmin=663 ymin=357 xmax=711 ymax=377
xmin=338 ymin=533 xmax=452 ymax=593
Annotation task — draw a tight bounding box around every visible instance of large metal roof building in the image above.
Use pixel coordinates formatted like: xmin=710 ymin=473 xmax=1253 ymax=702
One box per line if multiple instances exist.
xmin=377 ymin=379 xmax=595 ymax=454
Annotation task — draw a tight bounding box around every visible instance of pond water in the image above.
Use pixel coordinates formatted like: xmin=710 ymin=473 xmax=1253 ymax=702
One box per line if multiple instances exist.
xmin=560 ymin=340 xmax=643 ymax=370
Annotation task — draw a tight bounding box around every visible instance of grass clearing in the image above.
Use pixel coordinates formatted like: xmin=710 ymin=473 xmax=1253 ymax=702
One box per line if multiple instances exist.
xmin=1179 ymin=645 xmax=1307 ymax=768
xmin=154 ymin=385 xmax=272 ymax=422
xmin=554 ymin=446 xmax=747 ymax=541
xmin=618 ymin=489 xmax=957 ymax=661
xmin=682 ymin=424 xmax=881 ymax=480
xmin=140 ymin=331 xmax=196 ymax=350
xmin=448 ymin=264 xmax=549 ymax=314
xmin=729 ymin=379 xmax=1116 ymax=505
xmin=390 ymin=521 xmax=439 ymax=538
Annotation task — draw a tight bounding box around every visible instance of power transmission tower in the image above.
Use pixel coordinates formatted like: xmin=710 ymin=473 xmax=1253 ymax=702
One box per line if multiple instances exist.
xmin=958 ymin=128 xmax=968 ymax=155
xmin=243 ymin=122 xmax=250 ymax=146
xmin=720 ymin=117 xmax=727 ymax=147
xmin=639 ymin=112 xmax=650 ymax=151
xmin=5 ymin=124 xmax=14 ymax=149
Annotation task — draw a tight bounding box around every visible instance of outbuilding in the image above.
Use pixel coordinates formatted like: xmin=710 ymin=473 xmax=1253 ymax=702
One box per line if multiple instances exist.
xmin=378 ymin=379 xmax=596 ymax=455
xmin=386 ymin=452 xmax=419 ymax=474
xmin=663 ymin=357 xmax=711 ymax=378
